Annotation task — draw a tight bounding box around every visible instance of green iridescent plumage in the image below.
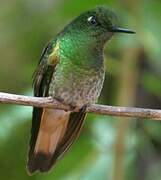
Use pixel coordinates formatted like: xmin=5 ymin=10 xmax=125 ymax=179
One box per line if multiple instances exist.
xmin=27 ymin=6 xmax=135 ymax=174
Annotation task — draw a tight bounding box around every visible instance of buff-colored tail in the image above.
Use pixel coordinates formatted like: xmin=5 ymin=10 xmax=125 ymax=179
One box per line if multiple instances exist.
xmin=27 ymin=106 xmax=86 ymax=174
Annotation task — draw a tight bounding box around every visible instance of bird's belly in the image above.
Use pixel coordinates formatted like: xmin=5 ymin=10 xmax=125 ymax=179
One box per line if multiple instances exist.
xmin=49 ymin=68 xmax=105 ymax=107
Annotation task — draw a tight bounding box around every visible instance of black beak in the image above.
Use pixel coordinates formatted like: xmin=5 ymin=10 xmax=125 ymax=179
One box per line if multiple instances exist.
xmin=111 ymin=27 xmax=135 ymax=34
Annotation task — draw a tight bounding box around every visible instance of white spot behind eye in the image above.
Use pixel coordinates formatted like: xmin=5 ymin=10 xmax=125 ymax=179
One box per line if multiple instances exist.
xmin=87 ymin=16 xmax=98 ymax=25
xmin=87 ymin=16 xmax=93 ymax=22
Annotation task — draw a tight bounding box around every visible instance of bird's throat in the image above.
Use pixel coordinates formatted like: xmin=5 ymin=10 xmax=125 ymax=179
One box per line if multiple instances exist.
xmin=59 ymin=32 xmax=104 ymax=69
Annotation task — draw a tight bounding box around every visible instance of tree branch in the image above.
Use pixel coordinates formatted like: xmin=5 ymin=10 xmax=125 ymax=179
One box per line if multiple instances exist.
xmin=0 ymin=92 xmax=161 ymax=120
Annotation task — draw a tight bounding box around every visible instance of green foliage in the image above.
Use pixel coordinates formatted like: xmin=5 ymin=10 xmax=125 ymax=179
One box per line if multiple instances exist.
xmin=0 ymin=0 xmax=161 ymax=179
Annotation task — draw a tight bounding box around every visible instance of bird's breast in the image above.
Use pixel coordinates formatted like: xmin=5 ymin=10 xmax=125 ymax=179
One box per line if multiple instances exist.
xmin=49 ymin=64 xmax=105 ymax=107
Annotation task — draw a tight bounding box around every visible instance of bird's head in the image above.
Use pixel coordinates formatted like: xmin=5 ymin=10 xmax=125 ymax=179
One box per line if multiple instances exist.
xmin=65 ymin=6 xmax=135 ymax=43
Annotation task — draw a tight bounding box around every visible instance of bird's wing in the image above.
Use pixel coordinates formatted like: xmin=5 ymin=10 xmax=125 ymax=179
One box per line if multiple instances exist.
xmin=33 ymin=39 xmax=59 ymax=97
xmin=27 ymin=39 xmax=87 ymax=174
xmin=28 ymin=39 xmax=59 ymax=170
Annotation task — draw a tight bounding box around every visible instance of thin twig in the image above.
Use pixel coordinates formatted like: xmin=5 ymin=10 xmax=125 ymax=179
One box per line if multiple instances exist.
xmin=0 ymin=92 xmax=161 ymax=120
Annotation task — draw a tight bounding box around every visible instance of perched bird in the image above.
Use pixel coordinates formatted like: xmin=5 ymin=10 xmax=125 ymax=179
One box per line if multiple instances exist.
xmin=27 ymin=6 xmax=135 ymax=174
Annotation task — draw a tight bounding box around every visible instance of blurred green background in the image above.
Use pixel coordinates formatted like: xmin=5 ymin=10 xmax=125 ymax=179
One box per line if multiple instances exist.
xmin=0 ymin=0 xmax=161 ymax=180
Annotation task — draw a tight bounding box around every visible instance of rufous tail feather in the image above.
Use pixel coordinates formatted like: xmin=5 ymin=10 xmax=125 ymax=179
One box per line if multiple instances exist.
xmin=27 ymin=108 xmax=70 ymax=173
xmin=27 ymin=106 xmax=86 ymax=174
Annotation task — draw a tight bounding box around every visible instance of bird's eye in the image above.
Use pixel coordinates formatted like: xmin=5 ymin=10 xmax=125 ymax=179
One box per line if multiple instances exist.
xmin=87 ymin=16 xmax=98 ymax=26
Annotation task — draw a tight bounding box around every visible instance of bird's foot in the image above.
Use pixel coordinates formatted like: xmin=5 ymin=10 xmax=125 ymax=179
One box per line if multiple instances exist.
xmin=53 ymin=97 xmax=78 ymax=112
xmin=53 ymin=97 xmax=89 ymax=112
xmin=70 ymin=103 xmax=90 ymax=113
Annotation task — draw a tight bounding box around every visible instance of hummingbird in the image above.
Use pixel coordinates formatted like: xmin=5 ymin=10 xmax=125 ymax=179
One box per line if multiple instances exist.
xmin=27 ymin=6 xmax=135 ymax=174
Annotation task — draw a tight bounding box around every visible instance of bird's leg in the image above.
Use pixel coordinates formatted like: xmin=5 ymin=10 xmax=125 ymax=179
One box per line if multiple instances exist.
xmin=53 ymin=97 xmax=89 ymax=112
xmin=53 ymin=97 xmax=78 ymax=112
xmin=68 ymin=103 xmax=90 ymax=112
